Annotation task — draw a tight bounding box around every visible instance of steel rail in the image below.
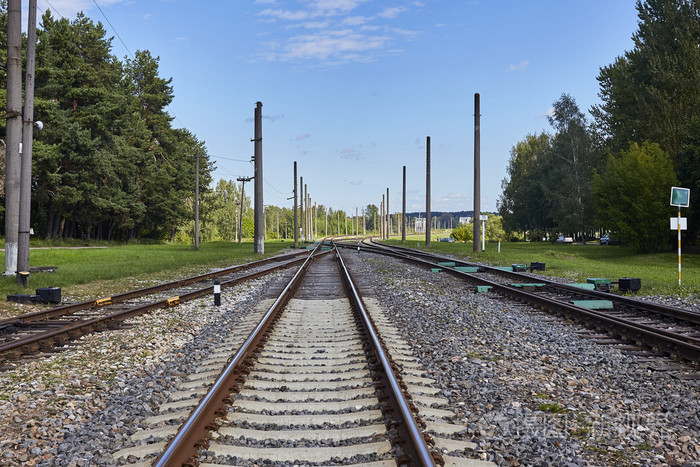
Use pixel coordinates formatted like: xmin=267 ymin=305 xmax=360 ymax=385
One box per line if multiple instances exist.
xmin=153 ymin=246 xmax=329 ymax=466
xmin=335 ymin=243 xmax=436 ymax=466
xmin=352 ymin=241 xmax=700 ymax=363
xmin=0 ymin=251 xmax=308 ymax=326
xmin=0 ymin=254 xmax=310 ymax=357
xmin=360 ymin=239 xmax=700 ymax=325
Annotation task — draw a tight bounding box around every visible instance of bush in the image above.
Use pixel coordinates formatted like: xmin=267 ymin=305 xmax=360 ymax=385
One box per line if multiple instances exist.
xmin=450 ymin=225 xmax=473 ymax=242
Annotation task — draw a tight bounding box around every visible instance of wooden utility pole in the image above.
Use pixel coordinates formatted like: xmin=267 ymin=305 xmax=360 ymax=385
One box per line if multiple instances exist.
xmin=253 ymin=101 xmax=263 ymax=253
xmin=426 ymin=136 xmax=431 ymax=247
xmin=17 ymin=0 xmax=38 ymax=282
xmin=474 ymin=93 xmax=481 ymax=252
xmin=402 ymin=166 xmax=406 ymax=243
xmin=293 ymin=162 xmax=298 ymax=248
xmin=194 ymin=148 xmax=200 ymax=250
xmin=4 ymin=0 xmax=22 ymax=276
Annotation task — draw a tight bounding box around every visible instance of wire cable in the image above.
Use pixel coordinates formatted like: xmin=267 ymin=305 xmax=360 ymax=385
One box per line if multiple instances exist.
xmin=92 ymin=0 xmax=134 ymax=58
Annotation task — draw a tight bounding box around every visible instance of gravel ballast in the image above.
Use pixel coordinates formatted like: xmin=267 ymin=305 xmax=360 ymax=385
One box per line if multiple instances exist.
xmin=0 ymin=251 xmax=698 ymax=466
xmin=345 ymin=252 xmax=700 ymax=466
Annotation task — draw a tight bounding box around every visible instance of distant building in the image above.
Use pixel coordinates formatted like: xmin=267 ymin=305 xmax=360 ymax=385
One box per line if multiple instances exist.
xmin=414 ymin=217 xmax=426 ymax=234
xmin=458 ymin=217 xmax=471 ymax=225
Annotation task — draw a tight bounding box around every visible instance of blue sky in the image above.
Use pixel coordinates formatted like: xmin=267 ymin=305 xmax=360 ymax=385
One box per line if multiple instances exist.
xmin=34 ymin=0 xmax=639 ymax=215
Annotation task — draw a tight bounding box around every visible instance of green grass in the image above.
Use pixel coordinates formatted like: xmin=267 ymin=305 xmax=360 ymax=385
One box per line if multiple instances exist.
xmin=0 ymin=240 xmax=296 ymax=305
xmin=383 ymin=234 xmax=699 ymax=296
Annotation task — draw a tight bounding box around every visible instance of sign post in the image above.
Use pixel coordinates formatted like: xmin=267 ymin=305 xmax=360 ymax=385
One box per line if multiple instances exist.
xmin=670 ymin=187 xmax=690 ymax=286
xmin=480 ymin=215 xmax=488 ymax=252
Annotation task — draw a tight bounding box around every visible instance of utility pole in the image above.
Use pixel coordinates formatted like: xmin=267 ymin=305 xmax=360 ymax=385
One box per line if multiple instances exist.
xmin=194 ymin=148 xmax=200 ymax=250
xmin=355 ymin=207 xmax=358 ymax=238
xmin=293 ymin=162 xmax=298 ymax=248
xmin=386 ymin=188 xmax=390 ymax=239
xmin=4 ymin=0 xmax=22 ymax=276
xmin=381 ymin=198 xmax=384 ymax=239
xmin=237 ymin=176 xmax=252 ymax=243
xmin=474 ymin=93 xmax=481 ymax=252
xmin=362 ymin=209 xmax=365 ymax=237
xmin=300 ymin=176 xmax=304 ymax=242
xmin=253 ymin=101 xmax=264 ymax=253
xmin=17 ymin=0 xmax=38 ymax=282
xmin=426 ymin=136 xmax=432 ymax=247
xmin=402 ymin=166 xmax=406 ymax=243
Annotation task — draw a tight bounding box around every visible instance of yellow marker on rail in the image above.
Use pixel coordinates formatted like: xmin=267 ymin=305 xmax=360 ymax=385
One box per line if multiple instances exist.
xmin=95 ymin=297 xmax=112 ymax=307
xmin=166 ymin=297 xmax=180 ymax=307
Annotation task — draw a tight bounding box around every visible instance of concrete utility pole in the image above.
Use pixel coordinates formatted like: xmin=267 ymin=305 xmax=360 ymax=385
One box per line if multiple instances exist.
xmin=402 ymin=166 xmax=406 ymax=243
xmin=253 ymin=101 xmax=264 ymax=253
xmin=293 ymin=162 xmax=298 ymax=248
xmin=381 ymin=197 xmax=384 ymax=239
xmin=299 ymin=177 xmax=304 ymax=242
xmin=4 ymin=0 xmax=22 ymax=276
xmin=355 ymin=207 xmax=358 ymax=237
xmin=237 ymin=176 xmax=252 ymax=243
xmin=362 ymin=209 xmax=365 ymax=236
xmin=194 ymin=148 xmax=200 ymax=250
xmin=426 ymin=136 xmax=432 ymax=247
xmin=473 ymin=93 xmax=481 ymax=252
xmin=386 ymin=188 xmax=390 ymax=239
xmin=17 ymin=0 xmax=38 ymax=281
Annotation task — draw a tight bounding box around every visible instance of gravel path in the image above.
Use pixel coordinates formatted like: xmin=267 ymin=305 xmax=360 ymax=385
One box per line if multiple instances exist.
xmin=345 ymin=252 xmax=700 ymax=466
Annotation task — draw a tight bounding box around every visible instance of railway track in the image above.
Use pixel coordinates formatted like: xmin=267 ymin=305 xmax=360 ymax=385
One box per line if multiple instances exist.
xmin=351 ymin=240 xmax=700 ymax=365
xmin=110 ymin=244 xmax=495 ymax=466
xmin=0 ymin=251 xmax=309 ymax=360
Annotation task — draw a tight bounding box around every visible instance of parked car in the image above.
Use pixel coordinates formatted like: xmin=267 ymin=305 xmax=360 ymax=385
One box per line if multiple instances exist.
xmin=599 ymin=233 xmax=620 ymax=245
xmin=439 ymin=237 xmax=455 ymax=243
xmin=556 ymin=235 xmax=574 ymax=244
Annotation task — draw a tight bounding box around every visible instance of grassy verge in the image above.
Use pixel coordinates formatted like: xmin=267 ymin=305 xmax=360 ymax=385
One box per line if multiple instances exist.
xmin=0 ymin=240 xmax=296 ymax=310
xmin=384 ymin=235 xmax=699 ymax=296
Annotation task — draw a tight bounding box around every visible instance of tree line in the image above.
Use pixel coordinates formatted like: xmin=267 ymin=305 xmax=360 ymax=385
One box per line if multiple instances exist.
xmin=0 ymin=7 xmax=214 ymax=242
xmin=498 ymin=0 xmax=699 ymax=252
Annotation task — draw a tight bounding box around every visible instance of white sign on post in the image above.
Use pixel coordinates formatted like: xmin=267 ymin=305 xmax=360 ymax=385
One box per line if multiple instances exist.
xmin=670 ymin=217 xmax=687 ymax=230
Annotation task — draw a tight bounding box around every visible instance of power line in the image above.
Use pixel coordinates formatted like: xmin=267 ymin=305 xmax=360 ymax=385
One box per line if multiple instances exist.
xmin=91 ymin=0 xmax=133 ymax=58
xmin=264 ymin=177 xmax=291 ymax=195
xmin=210 ymin=154 xmax=253 ymax=163
xmin=43 ymin=0 xmax=65 ymax=19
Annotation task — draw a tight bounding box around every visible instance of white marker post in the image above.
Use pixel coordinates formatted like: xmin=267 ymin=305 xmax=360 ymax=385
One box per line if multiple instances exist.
xmin=670 ymin=187 xmax=690 ymax=286
xmin=480 ymin=215 xmax=488 ymax=252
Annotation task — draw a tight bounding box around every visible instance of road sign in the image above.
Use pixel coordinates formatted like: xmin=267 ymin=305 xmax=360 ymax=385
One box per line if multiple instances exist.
xmin=670 ymin=217 xmax=687 ymax=230
xmin=670 ymin=187 xmax=690 ymax=207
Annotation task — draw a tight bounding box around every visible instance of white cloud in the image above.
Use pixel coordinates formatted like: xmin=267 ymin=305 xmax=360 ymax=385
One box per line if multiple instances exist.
xmin=285 ymin=29 xmax=388 ymax=61
xmin=377 ymin=6 xmax=406 ymax=19
xmin=296 ymin=133 xmax=311 ymax=140
xmin=340 ymin=147 xmax=362 ymax=160
xmin=259 ymin=8 xmax=310 ymax=21
xmin=254 ymin=0 xmax=418 ymax=65
xmin=508 ymin=60 xmax=530 ymax=72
